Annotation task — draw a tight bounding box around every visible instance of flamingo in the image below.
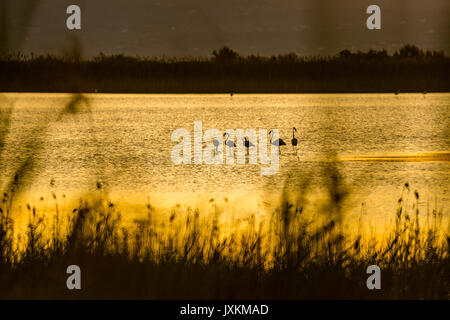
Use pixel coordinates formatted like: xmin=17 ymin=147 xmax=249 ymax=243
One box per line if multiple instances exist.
xmin=291 ymin=127 xmax=298 ymax=153
xmin=224 ymin=133 xmax=235 ymax=156
xmin=243 ymin=137 xmax=255 ymax=148
xmin=269 ymin=130 xmax=286 ymax=154
xmin=242 ymin=137 xmax=255 ymax=163
xmin=224 ymin=133 xmax=236 ymax=147
xmin=213 ymin=138 xmax=220 ymax=154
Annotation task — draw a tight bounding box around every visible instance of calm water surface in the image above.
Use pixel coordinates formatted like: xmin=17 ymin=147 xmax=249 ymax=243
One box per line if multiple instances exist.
xmin=1 ymin=93 xmax=449 ymax=226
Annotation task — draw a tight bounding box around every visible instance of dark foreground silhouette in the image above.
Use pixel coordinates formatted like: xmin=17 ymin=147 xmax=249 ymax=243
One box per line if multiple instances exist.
xmin=1 ymin=45 xmax=449 ymax=93
xmin=0 ymin=179 xmax=448 ymax=299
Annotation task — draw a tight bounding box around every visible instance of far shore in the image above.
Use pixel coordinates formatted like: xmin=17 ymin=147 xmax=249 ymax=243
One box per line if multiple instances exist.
xmin=1 ymin=45 xmax=449 ymax=93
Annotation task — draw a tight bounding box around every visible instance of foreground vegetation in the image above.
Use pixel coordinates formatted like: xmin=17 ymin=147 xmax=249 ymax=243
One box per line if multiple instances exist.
xmin=1 ymin=45 xmax=449 ymax=93
xmin=0 ymin=178 xmax=448 ymax=299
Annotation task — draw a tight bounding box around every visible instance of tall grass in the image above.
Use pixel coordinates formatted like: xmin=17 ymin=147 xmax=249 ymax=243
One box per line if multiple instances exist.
xmin=0 ymin=177 xmax=447 ymax=299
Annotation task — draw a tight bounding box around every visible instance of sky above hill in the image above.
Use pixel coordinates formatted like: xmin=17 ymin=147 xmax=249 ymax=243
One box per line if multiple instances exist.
xmin=3 ymin=0 xmax=450 ymax=57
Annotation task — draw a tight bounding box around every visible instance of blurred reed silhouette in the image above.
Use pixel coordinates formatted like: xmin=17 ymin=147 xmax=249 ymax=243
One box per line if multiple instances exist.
xmin=0 ymin=168 xmax=448 ymax=299
xmin=0 ymin=0 xmax=94 ymax=198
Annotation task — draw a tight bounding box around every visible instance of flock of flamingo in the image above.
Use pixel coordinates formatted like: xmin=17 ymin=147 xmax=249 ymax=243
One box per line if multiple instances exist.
xmin=217 ymin=127 xmax=299 ymax=156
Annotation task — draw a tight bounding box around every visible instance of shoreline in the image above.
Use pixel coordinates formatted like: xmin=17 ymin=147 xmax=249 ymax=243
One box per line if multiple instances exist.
xmin=2 ymin=46 xmax=449 ymax=93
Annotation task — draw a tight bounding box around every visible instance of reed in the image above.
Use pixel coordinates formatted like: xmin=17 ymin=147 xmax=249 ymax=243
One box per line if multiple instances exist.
xmin=0 ymin=179 xmax=447 ymax=299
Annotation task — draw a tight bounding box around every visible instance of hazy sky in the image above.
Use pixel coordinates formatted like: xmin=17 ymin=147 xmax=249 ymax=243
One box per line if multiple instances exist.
xmin=4 ymin=0 xmax=450 ymax=57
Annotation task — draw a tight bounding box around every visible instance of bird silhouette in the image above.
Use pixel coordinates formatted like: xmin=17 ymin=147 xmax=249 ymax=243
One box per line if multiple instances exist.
xmin=224 ymin=133 xmax=236 ymax=147
xmin=243 ymin=137 xmax=255 ymax=148
xmin=212 ymin=138 xmax=220 ymax=154
xmin=224 ymin=133 xmax=236 ymax=157
xmin=291 ymin=127 xmax=298 ymax=151
xmin=269 ymin=130 xmax=286 ymax=154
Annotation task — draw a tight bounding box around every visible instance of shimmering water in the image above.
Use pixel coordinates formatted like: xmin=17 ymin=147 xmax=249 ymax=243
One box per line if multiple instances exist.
xmin=1 ymin=93 xmax=449 ymax=225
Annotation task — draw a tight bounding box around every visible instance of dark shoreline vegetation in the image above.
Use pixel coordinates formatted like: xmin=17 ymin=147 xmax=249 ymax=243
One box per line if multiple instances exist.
xmin=0 ymin=177 xmax=448 ymax=299
xmin=1 ymin=45 xmax=449 ymax=93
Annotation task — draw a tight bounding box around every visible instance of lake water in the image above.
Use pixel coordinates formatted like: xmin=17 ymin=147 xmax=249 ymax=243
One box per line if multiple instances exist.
xmin=1 ymin=93 xmax=449 ymax=228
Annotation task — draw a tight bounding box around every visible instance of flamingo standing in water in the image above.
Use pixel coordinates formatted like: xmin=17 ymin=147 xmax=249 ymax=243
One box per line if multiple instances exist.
xmin=213 ymin=138 xmax=220 ymax=154
xmin=224 ymin=133 xmax=235 ymax=156
xmin=291 ymin=127 xmax=298 ymax=153
xmin=269 ymin=130 xmax=286 ymax=154
xmin=243 ymin=137 xmax=255 ymax=148
xmin=242 ymin=137 xmax=255 ymax=162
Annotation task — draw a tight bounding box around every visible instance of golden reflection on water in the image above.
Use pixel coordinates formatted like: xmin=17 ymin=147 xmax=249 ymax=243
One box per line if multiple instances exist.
xmin=0 ymin=93 xmax=449 ymax=244
xmin=342 ymin=151 xmax=450 ymax=162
